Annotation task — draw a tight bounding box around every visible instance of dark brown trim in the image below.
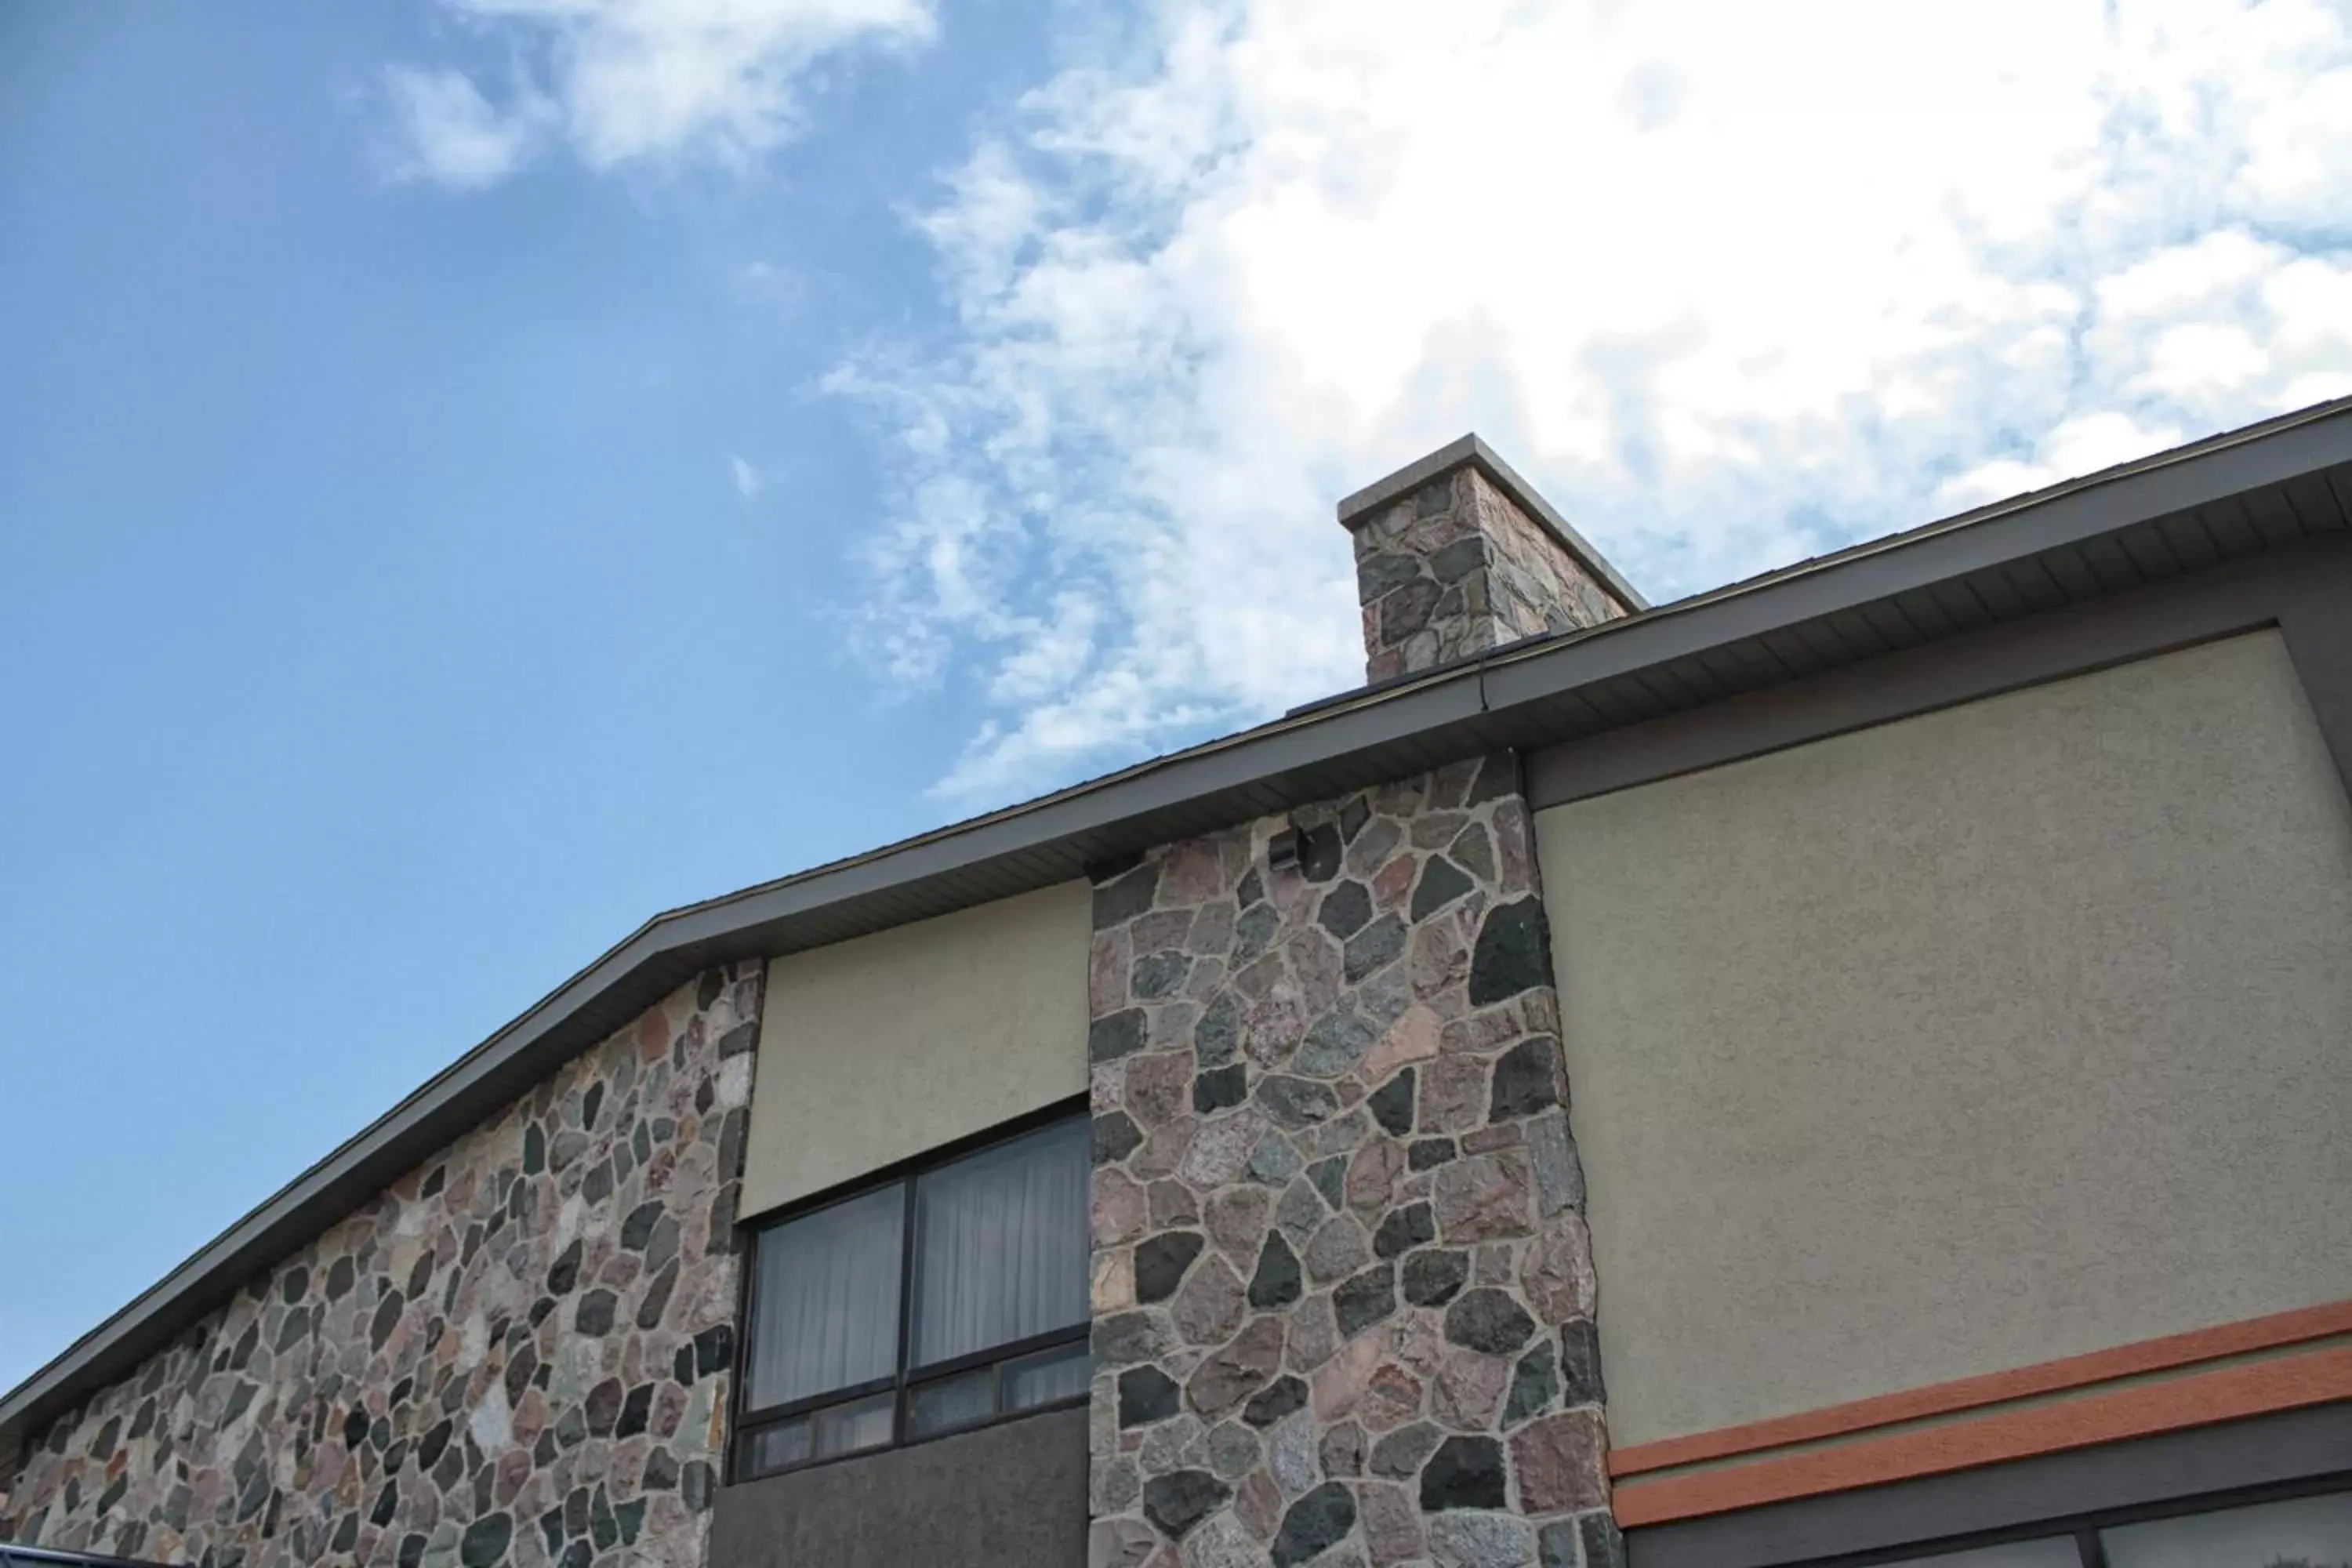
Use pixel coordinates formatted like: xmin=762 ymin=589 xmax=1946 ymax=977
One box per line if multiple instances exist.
xmin=1624 ymin=1405 xmax=2352 ymax=1568
xmin=1528 ymin=532 xmax=2352 ymax=810
xmin=1611 ymin=1299 xmax=2352 ymax=1479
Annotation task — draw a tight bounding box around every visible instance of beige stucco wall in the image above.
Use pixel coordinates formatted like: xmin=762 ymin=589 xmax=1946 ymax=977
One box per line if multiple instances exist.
xmin=1534 ymin=630 xmax=2352 ymax=1449
xmin=740 ymin=881 xmax=1091 ymax=1219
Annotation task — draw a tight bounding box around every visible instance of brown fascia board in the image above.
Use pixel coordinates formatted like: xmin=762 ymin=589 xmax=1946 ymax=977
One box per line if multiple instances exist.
xmin=5 ymin=394 xmax=2350 ymax=1454
xmin=1336 ymin=433 xmax=1653 ymax=612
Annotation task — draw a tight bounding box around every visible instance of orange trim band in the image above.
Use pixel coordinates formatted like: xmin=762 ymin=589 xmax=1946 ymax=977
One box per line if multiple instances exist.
xmin=1613 ymin=1341 xmax=2352 ymax=1527
xmin=1610 ymin=1298 xmax=2352 ymax=1478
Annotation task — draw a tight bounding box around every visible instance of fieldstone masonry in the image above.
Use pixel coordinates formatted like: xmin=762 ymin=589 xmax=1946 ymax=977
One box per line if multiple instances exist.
xmin=1347 ymin=460 xmax=1628 ymax=684
xmin=1085 ymin=755 xmax=1621 ymax=1568
xmin=2 ymin=435 xmax=1635 ymax=1568
xmin=0 ymin=964 xmax=763 ymax=1568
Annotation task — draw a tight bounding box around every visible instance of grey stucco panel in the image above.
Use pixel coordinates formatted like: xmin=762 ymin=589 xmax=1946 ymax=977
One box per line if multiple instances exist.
xmin=742 ymin=880 xmax=1091 ymax=1218
xmin=1532 ymin=630 xmax=2352 ymax=1448
xmin=706 ymin=1407 xmax=1087 ymax=1568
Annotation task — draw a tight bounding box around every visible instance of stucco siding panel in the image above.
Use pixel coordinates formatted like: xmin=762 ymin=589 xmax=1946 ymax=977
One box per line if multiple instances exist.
xmin=1532 ymin=630 xmax=2352 ymax=1448
xmin=742 ymin=882 xmax=1091 ymax=1218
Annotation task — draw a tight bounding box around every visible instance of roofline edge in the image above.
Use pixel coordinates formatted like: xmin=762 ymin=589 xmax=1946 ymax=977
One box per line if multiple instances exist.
xmin=7 ymin=394 xmax=2350 ymax=1451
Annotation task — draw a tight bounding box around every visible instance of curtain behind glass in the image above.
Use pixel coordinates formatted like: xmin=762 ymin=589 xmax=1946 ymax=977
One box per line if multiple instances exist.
xmin=910 ymin=1119 xmax=1089 ymax=1367
xmin=2101 ymin=1492 xmax=2352 ymax=1568
xmin=750 ymin=1184 xmax=904 ymax=1410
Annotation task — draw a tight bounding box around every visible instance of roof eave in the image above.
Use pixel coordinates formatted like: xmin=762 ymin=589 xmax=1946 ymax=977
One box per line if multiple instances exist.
xmin=6 ymin=394 xmax=2350 ymax=1452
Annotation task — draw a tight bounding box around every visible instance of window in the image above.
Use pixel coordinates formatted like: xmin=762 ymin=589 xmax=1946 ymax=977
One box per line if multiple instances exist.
xmin=733 ymin=1112 xmax=1091 ymax=1479
xmin=1846 ymin=1488 xmax=2352 ymax=1568
xmin=2100 ymin=1490 xmax=2352 ymax=1568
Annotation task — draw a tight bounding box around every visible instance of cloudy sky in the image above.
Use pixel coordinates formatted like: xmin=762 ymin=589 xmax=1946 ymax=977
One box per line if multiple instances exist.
xmin=2 ymin=0 xmax=2348 ymax=1386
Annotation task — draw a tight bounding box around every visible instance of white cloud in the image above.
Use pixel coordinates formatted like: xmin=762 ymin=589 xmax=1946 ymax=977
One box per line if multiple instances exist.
xmin=1938 ymin=411 xmax=2190 ymax=510
xmin=381 ymin=67 xmax=554 ymax=189
xmin=382 ymin=0 xmax=935 ymax=188
xmin=731 ymin=456 xmax=764 ymax=499
xmin=828 ymin=0 xmax=2352 ymax=803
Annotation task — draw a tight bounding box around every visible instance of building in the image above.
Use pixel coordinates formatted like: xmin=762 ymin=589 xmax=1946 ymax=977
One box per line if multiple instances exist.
xmin=3 ymin=400 xmax=2350 ymax=1568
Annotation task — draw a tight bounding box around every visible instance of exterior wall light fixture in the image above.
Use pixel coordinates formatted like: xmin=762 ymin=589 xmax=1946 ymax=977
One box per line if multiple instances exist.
xmin=1267 ymin=828 xmax=1304 ymax=873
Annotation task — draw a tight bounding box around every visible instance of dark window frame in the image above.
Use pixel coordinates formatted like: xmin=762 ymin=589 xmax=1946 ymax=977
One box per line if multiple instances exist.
xmin=727 ymin=1098 xmax=1091 ymax=1483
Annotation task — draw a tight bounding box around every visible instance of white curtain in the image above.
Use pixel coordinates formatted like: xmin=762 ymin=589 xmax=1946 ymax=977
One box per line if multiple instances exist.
xmin=750 ymin=1183 xmax=904 ymax=1410
xmin=909 ymin=1118 xmax=1089 ymax=1368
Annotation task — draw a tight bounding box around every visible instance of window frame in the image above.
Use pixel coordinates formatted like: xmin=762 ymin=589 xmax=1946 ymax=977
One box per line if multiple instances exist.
xmin=728 ymin=1099 xmax=1092 ymax=1483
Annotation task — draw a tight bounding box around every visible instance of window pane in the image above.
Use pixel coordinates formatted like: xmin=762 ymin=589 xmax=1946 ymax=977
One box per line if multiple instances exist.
xmin=748 ymin=1184 xmax=905 ymax=1410
xmin=910 ymin=1118 xmax=1090 ymax=1367
xmin=2103 ymin=1491 xmax=2352 ymax=1568
xmin=908 ymin=1367 xmax=998 ymax=1437
xmin=1004 ymin=1343 xmax=1091 ymax=1411
xmin=1886 ymin=1540 xmax=2081 ymax=1568
xmin=746 ymin=1416 xmax=811 ymax=1476
xmin=810 ymin=1392 xmax=896 ymax=1459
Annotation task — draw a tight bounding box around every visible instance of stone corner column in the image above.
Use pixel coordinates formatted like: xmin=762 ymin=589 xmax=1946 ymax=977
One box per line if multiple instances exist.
xmin=1083 ymin=752 xmax=1621 ymax=1568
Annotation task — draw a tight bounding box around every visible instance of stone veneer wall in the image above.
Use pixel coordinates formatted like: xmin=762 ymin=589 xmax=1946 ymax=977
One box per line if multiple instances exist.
xmin=1084 ymin=756 xmax=1618 ymax=1568
xmin=1351 ymin=469 xmax=1628 ymax=684
xmin=1 ymin=963 xmax=764 ymax=1568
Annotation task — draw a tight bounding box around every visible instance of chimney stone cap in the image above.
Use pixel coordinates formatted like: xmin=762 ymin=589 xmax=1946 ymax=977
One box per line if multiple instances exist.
xmin=1335 ymin=432 xmax=1648 ymax=611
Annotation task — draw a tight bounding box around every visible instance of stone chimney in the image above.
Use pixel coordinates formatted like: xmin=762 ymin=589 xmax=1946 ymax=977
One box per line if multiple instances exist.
xmin=1338 ymin=435 xmax=1644 ymax=684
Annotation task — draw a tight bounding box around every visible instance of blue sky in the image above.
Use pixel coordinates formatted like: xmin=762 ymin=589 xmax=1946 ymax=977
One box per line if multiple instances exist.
xmin=3 ymin=0 xmax=2348 ymax=1392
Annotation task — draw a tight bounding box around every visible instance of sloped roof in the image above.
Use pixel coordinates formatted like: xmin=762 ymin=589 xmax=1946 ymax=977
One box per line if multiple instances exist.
xmin=5 ymin=394 xmax=2350 ymax=1457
